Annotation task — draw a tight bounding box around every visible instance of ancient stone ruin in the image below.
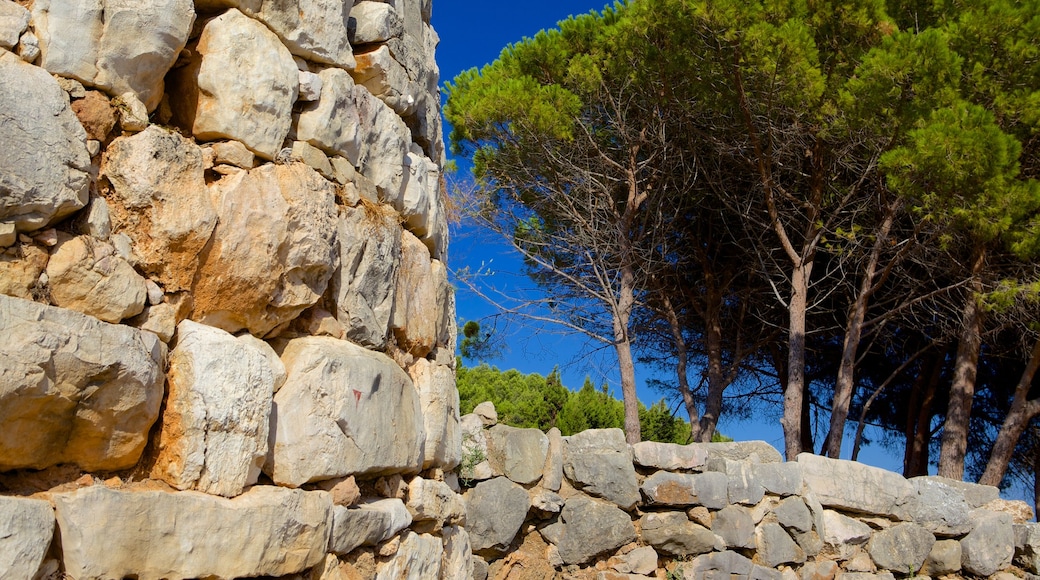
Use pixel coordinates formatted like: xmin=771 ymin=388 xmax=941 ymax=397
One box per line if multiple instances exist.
xmin=2 ymin=0 xmax=1040 ymax=579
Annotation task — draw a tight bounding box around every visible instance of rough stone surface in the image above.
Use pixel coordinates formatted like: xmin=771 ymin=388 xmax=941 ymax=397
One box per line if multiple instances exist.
xmin=211 ymin=140 xmax=255 ymax=169
xmin=0 ymin=496 xmax=54 ymax=580
xmin=563 ymin=429 xmax=640 ymax=510
xmin=408 ymin=358 xmax=461 ymax=470
xmin=820 ymin=509 xmax=872 ymax=559
xmin=797 ymin=453 xmax=914 ymax=519
xmin=329 ymin=498 xmax=412 ymax=555
xmin=459 ymin=414 xmax=493 ymax=483
xmin=754 ymin=462 xmax=804 ymax=497
xmin=633 ymin=441 xmax=708 ymax=471
xmin=406 ymin=476 xmax=465 ymax=527
xmin=399 ymin=149 xmax=443 ymax=249
xmin=961 ymin=509 xmax=1014 ymax=576
xmin=151 ymin=321 xmax=280 ymax=497
xmin=866 ymin=522 xmax=934 ymax=572
xmin=641 ymin=471 xmax=729 ymax=510
xmin=375 ymin=531 xmax=442 ymax=580
xmin=356 ymin=87 xmax=410 ymax=199
xmin=32 ymin=0 xmax=194 ymax=110
xmin=714 ymin=505 xmax=756 ymax=549
xmin=542 ymin=427 xmax=564 ymax=492
xmin=0 ymin=294 xmax=164 ymax=471
xmin=611 ymin=545 xmax=657 ymax=575
xmin=45 ymin=233 xmax=148 ymax=323
xmin=72 ymin=90 xmax=116 ymax=141
xmin=349 ymin=1 xmax=404 ymax=44
xmin=391 ymin=230 xmax=442 ymax=356
xmin=486 ymin=424 xmax=549 ymax=485
xmin=265 ymin=337 xmax=424 ymax=486
xmin=641 ymin=511 xmax=715 ymax=557
xmin=906 ymin=476 xmax=973 ymax=536
xmin=921 ymin=538 xmax=961 ymax=576
xmin=0 ymin=52 xmax=90 ymax=232
xmin=555 ymin=496 xmax=637 ymax=565
xmin=717 ymin=458 xmax=766 ymax=505
xmin=465 ymin=477 xmax=529 ymax=553
xmin=192 ymin=163 xmax=337 ymax=336
xmin=0 ymin=0 xmax=29 ymax=50
xmin=442 ymin=525 xmax=473 ymax=580
xmin=297 ymin=67 xmax=362 ymax=165
xmin=52 ymin=485 xmax=331 ymax=580
xmin=773 ymin=497 xmax=813 ymax=534
xmin=353 ymin=44 xmax=418 ymax=116
xmin=234 ymin=0 xmax=354 ymax=69
xmin=755 ymin=522 xmax=805 ymax=567
xmin=698 ymin=441 xmax=784 ymax=464
xmin=0 ymin=243 xmax=47 ymax=299
xmin=171 ymin=9 xmax=298 ymax=160
xmin=474 ymin=401 xmax=498 ymax=425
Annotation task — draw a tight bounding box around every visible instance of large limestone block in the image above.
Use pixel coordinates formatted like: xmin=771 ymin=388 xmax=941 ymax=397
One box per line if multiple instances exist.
xmin=641 ymin=512 xmax=716 ymax=557
xmin=407 ymin=476 xmax=465 ymax=527
xmin=459 ymin=414 xmax=493 ymax=482
xmin=906 ymin=476 xmax=972 ymax=536
xmin=698 ymin=440 xmax=783 ymax=464
xmin=152 ymin=321 xmax=280 ymax=497
xmin=329 ymin=498 xmax=412 ymax=555
xmin=0 ymin=243 xmax=48 ymax=299
xmin=46 ymin=233 xmax=148 ymax=323
xmin=562 ymin=429 xmax=640 ymax=510
xmin=101 ymin=126 xmax=218 ymax=292
xmin=0 ymin=496 xmax=54 ymax=580
xmin=0 ymin=52 xmax=90 ymax=232
xmin=0 ymin=0 xmax=29 ymax=50
xmin=641 ymin=471 xmax=728 ymax=510
xmin=265 ymin=337 xmax=424 ymax=486
xmin=297 ymin=67 xmax=363 ymax=165
xmin=632 ymin=441 xmax=707 ymax=471
xmin=714 ymin=505 xmax=755 ymax=549
xmin=754 ymin=522 xmax=805 ymax=568
xmin=171 ymin=9 xmax=298 ymax=160
xmin=465 ymin=476 xmax=529 ymax=553
xmin=542 ymin=427 xmax=564 ymax=491
xmin=819 ymin=509 xmax=872 ymax=559
xmin=391 ymin=230 xmax=441 ymax=356
xmin=797 ymin=453 xmax=914 ymax=519
xmin=349 ymin=1 xmax=404 ymax=44
xmin=442 ymin=525 xmax=474 ymax=580
xmin=53 ymin=485 xmax=331 ymax=580
xmin=192 ymin=164 xmax=337 ymax=336
xmin=866 ymin=522 xmax=934 ymax=573
xmin=961 ymin=509 xmax=1014 ymax=576
xmin=353 ymin=44 xmax=418 ymax=116
xmin=486 ymin=424 xmax=549 ymax=485
xmin=399 ymin=149 xmax=444 ymax=249
xmin=32 ymin=0 xmax=194 ymax=110
xmin=408 ymin=358 xmax=462 ymax=470
xmin=554 ymin=496 xmax=637 ymax=565
xmin=375 ymin=531 xmax=442 ymax=580
xmin=232 ymin=0 xmax=354 ymax=69
xmin=356 ymin=87 xmax=410 ymax=200
xmin=330 ymin=204 xmax=401 ymax=349
xmin=0 ymin=294 xmax=164 ymax=471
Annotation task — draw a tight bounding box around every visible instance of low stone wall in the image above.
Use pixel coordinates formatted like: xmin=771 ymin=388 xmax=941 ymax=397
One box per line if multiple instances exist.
xmin=461 ymin=402 xmax=1040 ymax=579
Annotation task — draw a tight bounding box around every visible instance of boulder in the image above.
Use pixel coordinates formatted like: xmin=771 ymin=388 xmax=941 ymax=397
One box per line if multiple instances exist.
xmin=408 ymin=358 xmax=462 ymax=470
xmin=52 ymin=485 xmax=331 ymax=580
xmin=390 ymin=230 xmax=443 ymax=356
xmin=562 ymin=429 xmax=640 ymax=510
xmin=542 ymin=427 xmax=564 ymax=491
xmin=192 ymin=163 xmax=337 ymax=337
xmin=713 ymin=505 xmax=756 ymax=549
xmin=486 ymin=424 xmax=549 ymax=485
xmin=641 ymin=511 xmax=715 ymax=557
xmin=101 ymin=126 xmax=218 ymax=292
xmin=265 ymin=337 xmax=424 ymax=486
xmin=296 ymin=67 xmax=363 ymax=165
xmin=356 ymin=87 xmax=411 ymax=200
xmin=632 ymin=441 xmax=707 ymax=471
xmin=797 ymin=453 xmax=914 ymax=519
xmin=754 ymin=522 xmax=805 ymax=567
xmin=961 ymin=509 xmax=1014 ymax=576
xmin=866 ymin=522 xmax=934 ymax=573
xmin=555 ymin=496 xmax=637 ymax=565
xmin=820 ymin=509 xmax=872 ymax=559
xmin=234 ymin=0 xmax=354 ymax=69
xmin=328 ymin=498 xmax=412 ymax=555
xmin=0 ymin=51 xmax=90 ymax=232
xmin=919 ymin=476 xmax=999 ymax=509
xmin=407 ymin=476 xmax=465 ymax=527
xmin=921 ymin=538 xmax=961 ymax=576
xmin=773 ymin=497 xmax=813 ymax=534
xmin=0 ymin=496 xmax=54 ymax=580
xmin=211 ymin=140 xmax=256 ymax=169
xmin=399 ymin=149 xmax=443 ymax=250
xmin=0 ymin=1 xmax=29 ymax=50
xmin=714 ymin=458 xmax=766 ymax=505
xmin=353 ymin=44 xmax=419 ymax=116
xmin=442 ymin=525 xmax=474 ymax=580
xmin=0 ymin=243 xmax=48 ymax=299
xmin=151 ymin=321 xmax=281 ymax=497
xmin=474 ymin=401 xmax=498 ymax=425
xmin=375 ymin=531 xmax=442 ymax=580
xmin=641 ymin=471 xmax=729 ymax=510
xmin=530 ymin=488 xmax=564 ymax=513
xmin=0 ymin=294 xmax=164 ymax=471
xmin=169 ymin=9 xmax=298 ymax=160
xmin=459 ymin=414 xmax=493 ymax=483
xmin=905 ymin=476 xmax=972 ymax=536
xmin=45 ymin=233 xmax=148 ymax=323
xmin=698 ymin=440 xmax=784 ymax=464
xmin=753 ymin=462 xmax=803 ymax=497
xmin=1018 ymin=523 xmax=1040 ymax=574
xmin=349 ymin=1 xmax=404 ymax=44
xmin=683 ymin=551 xmax=781 ymax=580
xmin=611 ymin=545 xmax=658 ymax=575
xmin=465 ymin=477 xmax=529 ymax=553
xmin=32 ymin=0 xmax=194 ymax=110
xmin=329 ymin=203 xmax=401 ymax=349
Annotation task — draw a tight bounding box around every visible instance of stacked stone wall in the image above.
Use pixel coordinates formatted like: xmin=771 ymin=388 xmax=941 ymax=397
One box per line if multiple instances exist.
xmin=0 ymin=0 xmax=466 ymax=578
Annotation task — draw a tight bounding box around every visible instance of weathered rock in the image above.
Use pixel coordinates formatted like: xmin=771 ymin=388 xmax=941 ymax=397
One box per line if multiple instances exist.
xmin=151 ymin=321 xmax=280 ymax=497
xmin=53 ymin=485 xmax=331 ymax=580
xmin=714 ymin=458 xmax=766 ymax=505
xmin=542 ymin=427 xmax=564 ymax=491
xmin=754 ymin=462 xmax=804 ymax=497
xmin=328 ymin=498 xmax=412 ymax=555
xmin=641 ymin=471 xmax=729 ymax=510
xmin=0 ymin=294 xmax=164 ymax=471
xmin=0 ymin=0 xmax=29 ymax=50
xmin=563 ymin=429 xmax=640 ymax=510
xmin=211 ymin=140 xmax=255 ymax=169
xmin=114 ymin=91 xmax=148 ymax=132
xmin=459 ymin=414 xmax=493 ymax=483
xmin=170 ymin=9 xmax=298 ymax=159
xmin=639 ymin=511 xmax=714 ymax=557
xmin=698 ymin=440 xmax=784 ymax=464
xmin=356 ymin=87 xmax=410 ymax=199
xmin=408 ymin=358 xmax=461 ymax=470
xmin=192 ymin=163 xmax=337 ymax=336
xmin=530 ymin=488 xmax=564 ymax=513
xmin=755 ymin=522 xmax=805 ymax=568
xmin=682 ymin=551 xmax=781 ymax=580
xmin=906 ymin=476 xmax=972 ymax=536
xmin=1018 ymin=523 xmax=1040 ymax=574
xmin=921 ymin=538 xmax=961 ymax=576
xmin=233 ymin=0 xmax=354 ymax=69
xmin=407 ymin=476 xmax=465 ymax=526
xmin=983 ymin=498 xmax=1036 ymax=524
xmin=399 ymin=149 xmax=443 ymax=249
xmin=46 ymin=233 xmax=148 ymax=323
xmin=32 ymin=0 xmax=194 ymax=110
xmin=16 ymin=30 xmax=38 ymax=62
xmin=820 ymin=509 xmax=872 ymax=559
xmin=486 ymin=424 xmax=549 ymax=485
xmin=474 ymin=401 xmax=498 ymax=425
xmin=921 ymin=476 xmax=999 ymax=509
xmin=375 ymin=531 xmax=442 ymax=580
xmin=353 ymin=44 xmax=418 ymax=116
xmin=442 ymin=525 xmax=474 ymax=580
xmin=555 ymin=495 xmax=637 ymax=565
xmin=714 ymin=505 xmax=755 ymax=549
xmin=315 ymin=476 xmax=361 ymax=507
xmin=265 ymin=337 xmax=424 ymax=486
xmin=0 ymin=243 xmax=48 ymax=299
xmin=0 ymin=51 xmax=90 ymax=232
xmin=72 ymin=90 xmax=116 ymax=141
xmin=299 ymin=70 xmax=323 ymax=101
xmin=773 ymin=497 xmax=813 ymax=534
xmin=611 ymin=545 xmax=657 ymax=575
xmin=961 ymin=509 xmax=1014 ymax=576
xmin=472 ymin=556 xmax=489 ymax=580
xmin=101 ymin=126 xmax=218 ymax=293
xmin=633 ymin=441 xmax=708 ymax=471
xmin=391 ymin=230 xmax=442 ymax=356
xmin=799 ymin=560 xmax=839 ymax=580
xmin=465 ymin=477 xmax=529 ymax=553
xmin=866 ymin=522 xmax=934 ymax=572
xmin=0 ymin=496 xmax=54 ymax=580
xmin=291 ymin=140 xmax=334 ymax=178
xmin=297 ymin=67 xmax=362 ymax=165
xmin=349 ymin=1 xmax=404 ymax=44
xmin=797 ymin=453 xmax=914 ymax=519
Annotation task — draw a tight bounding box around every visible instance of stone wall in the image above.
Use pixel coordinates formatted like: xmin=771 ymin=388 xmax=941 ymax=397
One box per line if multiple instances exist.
xmin=461 ymin=402 xmax=1040 ymax=580
xmin=0 ymin=0 xmax=466 ymax=578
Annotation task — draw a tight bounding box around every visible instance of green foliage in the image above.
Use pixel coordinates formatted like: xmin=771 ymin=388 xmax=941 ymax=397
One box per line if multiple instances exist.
xmin=458 ymin=320 xmax=502 ymax=363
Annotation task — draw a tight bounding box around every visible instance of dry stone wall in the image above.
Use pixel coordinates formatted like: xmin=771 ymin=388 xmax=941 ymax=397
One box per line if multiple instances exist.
xmin=0 ymin=0 xmax=465 ymax=578
xmin=461 ymin=402 xmax=1040 ymax=580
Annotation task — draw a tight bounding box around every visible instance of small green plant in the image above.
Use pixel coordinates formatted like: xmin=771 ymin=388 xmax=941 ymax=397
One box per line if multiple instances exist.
xmin=458 ymin=432 xmax=486 ymax=487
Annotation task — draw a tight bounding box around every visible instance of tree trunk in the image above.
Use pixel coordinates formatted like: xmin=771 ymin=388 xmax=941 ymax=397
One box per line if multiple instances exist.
xmin=699 ymin=285 xmax=726 ymax=442
xmin=614 ymin=260 xmax=640 ymax=444
xmin=979 ymin=337 xmax=1040 ymax=486
xmin=938 ymin=249 xmax=986 ymax=480
xmin=782 ymin=262 xmax=810 ymax=460
xmin=904 ymin=353 xmax=942 ymax=477
xmin=661 ymin=295 xmax=700 ymax=441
